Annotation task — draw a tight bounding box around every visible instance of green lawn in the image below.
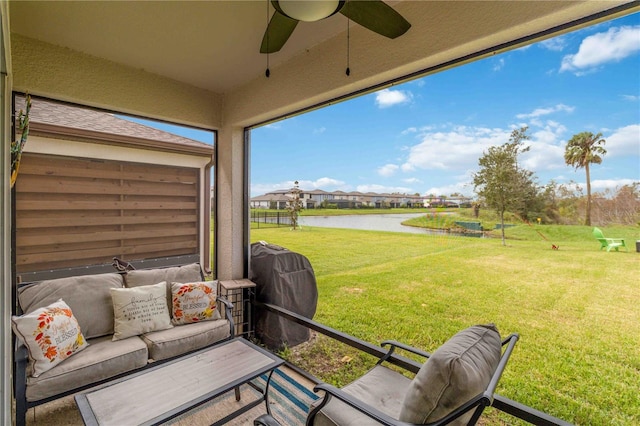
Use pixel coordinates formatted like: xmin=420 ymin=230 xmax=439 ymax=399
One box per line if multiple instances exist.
xmin=250 ymin=224 xmax=640 ymax=425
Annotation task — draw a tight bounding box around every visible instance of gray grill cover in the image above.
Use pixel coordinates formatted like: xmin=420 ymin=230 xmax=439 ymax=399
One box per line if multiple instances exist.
xmin=250 ymin=242 xmax=318 ymax=350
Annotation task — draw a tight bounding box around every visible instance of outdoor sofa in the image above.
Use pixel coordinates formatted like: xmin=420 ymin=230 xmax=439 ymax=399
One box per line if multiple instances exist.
xmin=12 ymin=261 xmax=234 ymax=426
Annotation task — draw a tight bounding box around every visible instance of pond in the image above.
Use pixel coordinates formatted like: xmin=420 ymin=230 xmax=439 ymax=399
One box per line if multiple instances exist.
xmin=299 ymin=213 xmax=444 ymax=235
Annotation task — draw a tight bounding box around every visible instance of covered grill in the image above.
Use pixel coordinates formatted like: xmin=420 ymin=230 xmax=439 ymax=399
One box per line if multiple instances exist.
xmin=250 ymin=242 xmax=318 ymax=350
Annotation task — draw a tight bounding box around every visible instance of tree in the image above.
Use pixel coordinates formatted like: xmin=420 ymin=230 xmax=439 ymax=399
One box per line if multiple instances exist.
xmin=564 ymin=131 xmax=606 ymax=226
xmin=286 ymin=181 xmax=304 ymax=230
xmin=473 ymin=127 xmax=535 ymax=245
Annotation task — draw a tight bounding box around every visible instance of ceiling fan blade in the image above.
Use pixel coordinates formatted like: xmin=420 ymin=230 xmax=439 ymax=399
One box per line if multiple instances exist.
xmin=260 ymin=11 xmax=299 ymax=53
xmin=340 ymin=0 xmax=411 ymax=39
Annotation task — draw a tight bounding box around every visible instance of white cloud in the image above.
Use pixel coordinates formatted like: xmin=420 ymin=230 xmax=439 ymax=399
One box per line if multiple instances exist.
xmin=516 ymin=104 xmax=575 ymax=120
xmin=403 ymin=177 xmax=423 ymax=184
xmin=621 ymin=94 xmax=639 ymax=101
xmin=560 ymin=25 xmax=640 ymax=74
xmin=605 ymin=124 xmax=640 ymax=157
xmin=400 ymin=126 xmax=511 ymax=172
xmin=314 ymin=127 xmax=326 ymax=134
xmin=590 ymin=179 xmax=638 ymax=192
xmin=397 ymin=121 xmax=578 ymax=180
xmin=558 ymin=179 xmax=638 ymax=194
xmin=492 ymin=58 xmax=505 ymax=71
xmin=375 ymin=89 xmax=412 ymax=108
xmin=424 ymin=181 xmax=474 ymax=198
xmin=356 ymin=184 xmax=414 ymax=194
xmin=540 ymin=36 xmax=567 ymax=52
xmin=377 ymin=163 xmax=399 ymax=177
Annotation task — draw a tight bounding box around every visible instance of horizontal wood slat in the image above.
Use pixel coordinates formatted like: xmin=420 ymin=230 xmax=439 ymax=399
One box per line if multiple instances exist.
xmin=16 ymin=240 xmax=198 ymax=271
xmin=17 ymin=200 xmax=197 ymax=210
xmin=17 ymin=214 xmax=197 ymax=229
xmin=15 ymin=153 xmax=202 ymax=274
xmin=17 ymin=175 xmax=199 ymax=197
xmin=18 ymin=155 xmax=198 ymax=183
xmin=18 ymin=227 xmax=197 ymax=246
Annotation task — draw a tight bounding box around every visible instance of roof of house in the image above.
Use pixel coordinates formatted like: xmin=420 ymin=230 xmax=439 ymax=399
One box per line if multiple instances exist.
xmin=250 ymin=194 xmax=291 ymax=202
xmin=16 ymin=95 xmax=213 ymax=155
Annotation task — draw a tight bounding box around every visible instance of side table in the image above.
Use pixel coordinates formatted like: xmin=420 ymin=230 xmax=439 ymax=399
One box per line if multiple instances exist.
xmin=219 ymin=279 xmax=256 ymax=338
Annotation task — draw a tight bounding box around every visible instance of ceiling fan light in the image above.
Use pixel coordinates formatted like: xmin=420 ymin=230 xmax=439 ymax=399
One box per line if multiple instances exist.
xmin=278 ymin=0 xmax=341 ymax=22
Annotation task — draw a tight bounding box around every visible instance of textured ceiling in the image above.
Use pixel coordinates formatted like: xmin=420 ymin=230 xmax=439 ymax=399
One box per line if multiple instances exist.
xmin=9 ymin=1 xmax=637 ymax=97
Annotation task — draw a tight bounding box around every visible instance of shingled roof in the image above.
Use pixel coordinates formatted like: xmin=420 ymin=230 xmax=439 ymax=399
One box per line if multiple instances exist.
xmin=16 ymin=95 xmax=213 ymax=155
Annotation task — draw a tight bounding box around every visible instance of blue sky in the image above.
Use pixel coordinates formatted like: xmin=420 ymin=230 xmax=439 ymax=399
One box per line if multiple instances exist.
xmin=249 ymin=12 xmax=639 ymax=197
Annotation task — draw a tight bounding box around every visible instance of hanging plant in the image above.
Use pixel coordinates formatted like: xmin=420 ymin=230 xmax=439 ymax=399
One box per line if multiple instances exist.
xmin=11 ymin=94 xmax=31 ymax=188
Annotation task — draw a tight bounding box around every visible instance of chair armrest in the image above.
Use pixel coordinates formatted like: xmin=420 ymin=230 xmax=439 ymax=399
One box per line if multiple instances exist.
xmin=15 ymin=338 xmax=29 ymax=365
xmin=486 ymin=333 xmax=519 ymax=397
xmin=381 ymin=340 xmax=431 ymax=359
xmin=604 ymin=238 xmax=624 ymax=243
xmin=216 ymin=295 xmax=235 ymax=338
xmin=311 ymin=383 xmax=413 ymax=426
xmin=377 ymin=340 xmax=431 ymax=367
xmin=253 ymin=414 xmax=282 ymax=426
xmin=13 ymin=337 xmax=29 ymax=420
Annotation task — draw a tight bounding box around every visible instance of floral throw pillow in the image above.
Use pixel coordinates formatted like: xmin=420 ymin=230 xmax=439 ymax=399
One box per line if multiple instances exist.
xmin=171 ymin=281 xmax=218 ymax=325
xmin=11 ymin=299 xmax=88 ymax=377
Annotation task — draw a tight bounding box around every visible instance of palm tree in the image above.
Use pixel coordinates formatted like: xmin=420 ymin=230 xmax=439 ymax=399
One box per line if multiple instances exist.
xmin=564 ymin=132 xmax=606 ymax=226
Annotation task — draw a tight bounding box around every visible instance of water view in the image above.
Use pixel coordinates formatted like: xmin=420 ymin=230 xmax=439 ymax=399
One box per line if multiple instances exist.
xmin=299 ymin=213 xmax=442 ymax=234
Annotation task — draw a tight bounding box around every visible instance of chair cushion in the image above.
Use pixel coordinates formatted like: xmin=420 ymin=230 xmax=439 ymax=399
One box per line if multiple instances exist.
xmin=399 ymin=324 xmax=502 ymax=425
xmin=17 ymin=273 xmax=124 ymax=339
xmin=141 ymin=319 xmax=231 ymax=361
xmin=312 ymin=365 xmax=412 ymax=426
xmin=26 ymin=335 xmax=148 ymax=401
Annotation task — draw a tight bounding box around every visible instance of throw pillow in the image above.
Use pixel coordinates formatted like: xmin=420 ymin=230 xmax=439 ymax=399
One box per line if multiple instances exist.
xmin=171 ymin=281 xmax=218 ymax=325
xmin=110 ymin=282 xmax=172 ymax=341
xmin=11 ymin=299 xmax=88 ymax=377
xmin=399 ymin=324 xmax=502 ymax=425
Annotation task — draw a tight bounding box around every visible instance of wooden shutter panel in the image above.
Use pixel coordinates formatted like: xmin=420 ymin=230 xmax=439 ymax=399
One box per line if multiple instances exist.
xmin=15 ymin=153 xmax=200 ymax=274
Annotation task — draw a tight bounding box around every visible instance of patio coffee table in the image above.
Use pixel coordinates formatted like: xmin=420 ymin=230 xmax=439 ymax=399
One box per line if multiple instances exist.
xmin=75 ymin=338 xmax=284 ymax=426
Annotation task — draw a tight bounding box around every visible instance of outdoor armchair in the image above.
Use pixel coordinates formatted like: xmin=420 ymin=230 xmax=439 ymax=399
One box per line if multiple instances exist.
xmin=592 ymin=227 xmax=627 ymax=252
xmin=255 ymin=324 xmax=518 ymax=426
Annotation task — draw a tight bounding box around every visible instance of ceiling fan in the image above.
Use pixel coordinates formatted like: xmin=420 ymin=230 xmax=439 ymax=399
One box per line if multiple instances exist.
xmin=260 ymin=0 xmax=411 ymax=54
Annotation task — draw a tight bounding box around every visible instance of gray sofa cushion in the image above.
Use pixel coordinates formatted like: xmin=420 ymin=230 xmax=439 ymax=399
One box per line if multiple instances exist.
xmin=312 ymin=365 xmax=412 ymax=426
xmin=141 ymin=319 xmax=230 ymax=361
xmin=17 ymin=273 xmax=124 ymax=339
xmin=124 ymin=263 xmax=204 ymax=312
xmin=399 ymin=324 xmax=502 ymax=425
xmin=26 ymin=335 xmax=148 ymax=401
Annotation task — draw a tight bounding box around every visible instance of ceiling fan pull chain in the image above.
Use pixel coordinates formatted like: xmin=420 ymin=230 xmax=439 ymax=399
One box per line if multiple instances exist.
xmin=265 ymin=0 xmax=271 ymax=78
xmin=345 ymin=8 xmax=350 ymax=77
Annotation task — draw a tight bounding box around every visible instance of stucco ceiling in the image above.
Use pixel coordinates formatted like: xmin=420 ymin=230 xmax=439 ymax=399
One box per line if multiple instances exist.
xmin=9 ymin=1 xmax=638 ymax=99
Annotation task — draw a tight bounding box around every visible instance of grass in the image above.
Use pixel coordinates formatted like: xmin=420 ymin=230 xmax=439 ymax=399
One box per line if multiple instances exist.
xmin=250 ymin=224 xmax=640 ymax=425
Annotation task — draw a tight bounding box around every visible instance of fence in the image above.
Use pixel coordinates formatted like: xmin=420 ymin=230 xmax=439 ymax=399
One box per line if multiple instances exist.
xmin=250 ymin=211 xmax=294 ymax=228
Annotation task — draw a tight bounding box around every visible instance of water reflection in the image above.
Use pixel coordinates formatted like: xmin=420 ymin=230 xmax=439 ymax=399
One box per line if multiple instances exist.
xmin=299 ymin=213 xmax=444 ymax=235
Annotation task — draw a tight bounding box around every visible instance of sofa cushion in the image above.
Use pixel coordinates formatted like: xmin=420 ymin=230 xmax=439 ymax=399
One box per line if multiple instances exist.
xmin=124 ymin=263 xmax=204 ymax=312
xmin=17 ymin=273 xmax=124 ymax=339
xmin=312 ymin=365 xmax=412 ymax=426
xmin=26 ymin=335 xmax=148 ymax=401
xmin=171 ymin=281 xmax=219 ymax=325
xmin=12 ymin=299 xmax=88 ymax=377
xmin=141 ymin=319 xmax=230 ymax=361
xmin=110 ymin=282 xmax=173 ymax=341
xmin=399 ymin=324 xmax=502 ymax=425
